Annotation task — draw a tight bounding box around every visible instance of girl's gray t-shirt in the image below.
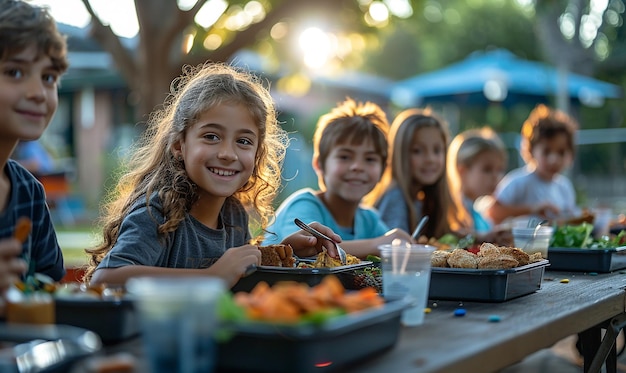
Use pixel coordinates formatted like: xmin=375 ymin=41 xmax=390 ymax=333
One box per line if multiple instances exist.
xmin=376 ymin=185 xmax=423 ymax=233
xmin=97 ymin=195 xmax=251 ymax=270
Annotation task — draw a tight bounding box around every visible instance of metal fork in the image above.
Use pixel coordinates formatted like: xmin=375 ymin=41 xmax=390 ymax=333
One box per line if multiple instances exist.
xmin=294 ymin=218 xmax=347 ymax=265
xmin=523 ymin=219 xmax=549 ymax=252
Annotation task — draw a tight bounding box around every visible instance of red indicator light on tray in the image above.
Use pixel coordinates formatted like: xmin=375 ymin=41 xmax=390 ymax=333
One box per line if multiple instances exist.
xmin=314 ymin=361 xmax=333 ymax=368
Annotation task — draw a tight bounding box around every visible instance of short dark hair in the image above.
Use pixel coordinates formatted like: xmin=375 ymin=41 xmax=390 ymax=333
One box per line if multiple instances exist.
xmin=520 ymin=104 xmax=577 ymax=164
xmin=0 ymin=0 xmax=69 ymax=72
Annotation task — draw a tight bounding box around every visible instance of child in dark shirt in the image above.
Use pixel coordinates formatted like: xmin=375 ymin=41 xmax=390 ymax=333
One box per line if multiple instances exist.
xmin=0 ymin=0 xmax=68 ymax=292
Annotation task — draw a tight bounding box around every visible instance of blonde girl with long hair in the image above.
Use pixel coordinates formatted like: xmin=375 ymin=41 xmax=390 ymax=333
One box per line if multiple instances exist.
xmin=447 ymin=127 xmax=512 ymax=245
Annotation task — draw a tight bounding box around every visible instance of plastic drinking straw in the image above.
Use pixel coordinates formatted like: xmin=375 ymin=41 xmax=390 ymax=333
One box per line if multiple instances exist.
xmin=400 ymin=215 xmax=429 ymax=274
xmin=391 ymin=240 xmax=403 ymax=274
xmin=400 ymin=242 xmax=413 ymax=274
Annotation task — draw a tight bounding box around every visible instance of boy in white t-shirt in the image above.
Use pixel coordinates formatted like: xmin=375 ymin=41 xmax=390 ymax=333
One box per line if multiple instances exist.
xmin=488 ymin=104 xmax=579 ymax=224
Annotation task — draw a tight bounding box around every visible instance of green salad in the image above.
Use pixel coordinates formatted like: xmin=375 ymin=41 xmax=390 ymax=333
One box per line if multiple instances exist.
xmin=550 ymin=222 xmax=625 ymax=249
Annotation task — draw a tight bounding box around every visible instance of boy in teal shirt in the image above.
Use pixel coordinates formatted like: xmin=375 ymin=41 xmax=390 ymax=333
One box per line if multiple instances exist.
xmin=263 ymin=98 xmax=412 ymax=258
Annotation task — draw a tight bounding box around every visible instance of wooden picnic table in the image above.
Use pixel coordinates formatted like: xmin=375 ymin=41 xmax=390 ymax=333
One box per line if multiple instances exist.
xmin=91 ymin=270 xmax=626 ymax=373
xmin=348 ymin=270 xmax=626 ymax=373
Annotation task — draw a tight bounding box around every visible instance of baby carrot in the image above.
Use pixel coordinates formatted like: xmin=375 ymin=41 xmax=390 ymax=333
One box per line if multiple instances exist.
xmin=14 ymin=217 xmax=32 ymax=244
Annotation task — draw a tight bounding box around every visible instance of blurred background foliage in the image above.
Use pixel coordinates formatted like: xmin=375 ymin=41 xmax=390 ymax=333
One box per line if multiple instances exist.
xmin=80 ymin=0 xmax=625 ymax=118
xmin=71 ymin=0 xmax=625 ymax=211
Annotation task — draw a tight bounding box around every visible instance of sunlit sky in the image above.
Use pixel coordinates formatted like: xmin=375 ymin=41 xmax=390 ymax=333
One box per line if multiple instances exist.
xmin=29 ymin=0 xmax=407 ymax=69
xmin=28 ymin=0 xmax=611 ymax=71
xmin=30 ymin=0 xmax=205 ymax=38
xmin=30 ymin=0 xmax=138 ymax=37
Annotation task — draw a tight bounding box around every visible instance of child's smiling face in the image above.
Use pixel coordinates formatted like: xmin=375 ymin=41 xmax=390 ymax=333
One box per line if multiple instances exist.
xmin=0 ymin=44 xmax=61 ymax=142
xmin=317 ymin=139 xmax=383 ymax=204
xmin=409 ymin=126 xmax=446 ymax=187
xmin=177 ymin=102 xmax=259 ymax=202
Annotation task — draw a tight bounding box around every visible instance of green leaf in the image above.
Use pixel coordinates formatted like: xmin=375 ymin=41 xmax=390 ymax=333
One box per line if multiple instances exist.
xmin=301 ymin=308 xmax=345 ymax=325
xmin=366 ymin=254 xmax=381 ymax=263
xmin=438 ymin=233 xmax=459 ymax=245
xmin=216 ymin=293 xmax=245 ymax=323
xmin=550 ymin=223 xmax=597 ymax=248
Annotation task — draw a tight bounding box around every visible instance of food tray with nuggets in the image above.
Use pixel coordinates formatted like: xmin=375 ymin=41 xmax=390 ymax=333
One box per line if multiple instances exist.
xmin=547 ymin=246 xmax=626 ymax=273
xmin=429 ymin=260 xmax=549 ymax=302
xmin=232 ymin=260 xmax=373 ymax=293
xmin=216 ymin=297 xmax=408 ymax=373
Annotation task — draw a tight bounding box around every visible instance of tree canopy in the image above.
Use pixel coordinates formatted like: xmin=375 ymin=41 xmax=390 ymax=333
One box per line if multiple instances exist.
xmin=79 ymin=0 xmax=625 ymax=122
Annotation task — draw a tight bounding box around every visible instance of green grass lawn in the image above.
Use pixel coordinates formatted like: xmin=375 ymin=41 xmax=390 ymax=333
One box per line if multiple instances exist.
xmin=56 ymin=225 xmax=101 ymax=267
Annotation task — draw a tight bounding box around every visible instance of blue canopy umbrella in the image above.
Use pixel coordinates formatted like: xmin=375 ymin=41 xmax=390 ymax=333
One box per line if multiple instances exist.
xmin=391 ymin=49 xmax=622 ymax=108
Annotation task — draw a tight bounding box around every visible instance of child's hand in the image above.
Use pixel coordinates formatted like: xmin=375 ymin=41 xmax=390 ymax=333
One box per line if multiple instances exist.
xmin=282 ymin=222 xmax=342 ymax=258
xmin=0 ymin=238 xmax=27 ymax=291
xmin=533 ymin=203 xmax=560 ymax=220
xmin=210 ymin=245 xmax=260 ymax=287
xmin=381 ymin=228 xmax=413 ymax=245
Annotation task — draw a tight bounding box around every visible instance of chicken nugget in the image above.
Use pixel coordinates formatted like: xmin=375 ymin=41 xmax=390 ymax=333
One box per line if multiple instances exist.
xmin=431 ymin=250 xmax=450 ymax=268
xmin=528 ymin=252 xmax=545 ymax=262
xmin=447 ymin=249 xmax=478 ymax=269
xmin=258 ymin=244 xmax=295 ymax=267
xmin=275 ymin=245 xmax=286 ymax=259
xmin=258 ymin=246 xmax=282 ymax=266
xmin=478 ymin=254 xmax=519 ymax=269
xmin=280 ymin=244 xmax=295 ymax=267
xmin=478 ymin=242 xmax=501 ymax=257
xmin=499 ymin=247 xmax=530 ymax=266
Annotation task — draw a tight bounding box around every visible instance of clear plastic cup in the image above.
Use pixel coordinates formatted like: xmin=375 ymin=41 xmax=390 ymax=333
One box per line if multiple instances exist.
xmin=127 ymin=276 xmax=225 ymax=373
xmin=379 ymin=243 xmax=435 ymax=326
xmin=512 ymin=226 xmax=554 ymax=258
xmin=592 ymin=207 xmax=612 ymax=239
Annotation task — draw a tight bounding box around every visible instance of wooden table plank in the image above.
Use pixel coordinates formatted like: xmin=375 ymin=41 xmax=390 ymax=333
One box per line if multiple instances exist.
xmin=348 ymin=271 xmax=626 ymax=373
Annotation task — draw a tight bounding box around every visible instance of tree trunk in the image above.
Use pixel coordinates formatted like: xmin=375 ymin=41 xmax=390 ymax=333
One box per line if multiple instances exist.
xmin=81 ymin=0 xmax=357 ymax=121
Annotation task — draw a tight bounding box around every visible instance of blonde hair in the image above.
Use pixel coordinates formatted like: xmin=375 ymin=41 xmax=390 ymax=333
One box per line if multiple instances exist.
xmin=369 ymin=107 xmax=458 ymax=238
xmin=312 ymin=97 xmax=389 ymax=194
xmin=447 ymin=127 xmax=507 ymax=230
xmin=85 ymin=63 xmax=288 ymax=282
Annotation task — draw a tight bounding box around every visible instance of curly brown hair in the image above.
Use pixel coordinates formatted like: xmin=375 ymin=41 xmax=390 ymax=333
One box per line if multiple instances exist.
xmin=84 ymin=63 xmax=288 ymax=282
xmin=520 ymin=104 xmax=577 ymax=165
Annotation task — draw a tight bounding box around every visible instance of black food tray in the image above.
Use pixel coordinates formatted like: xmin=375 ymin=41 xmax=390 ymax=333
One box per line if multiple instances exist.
xmin=232 ymin=261 xmax=373 ymax=292
xmin=55 ymin=298 xmax=138 ymax=344
xmin=428 ymin=260 xmax=549 ymax=302
xmin=216 ymin=298 xmax=408 ymax=373
xmin=0 ymin=323 xmax=101 ymax=373
xmin=548 ymin=246 xmax=626 ymax=272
